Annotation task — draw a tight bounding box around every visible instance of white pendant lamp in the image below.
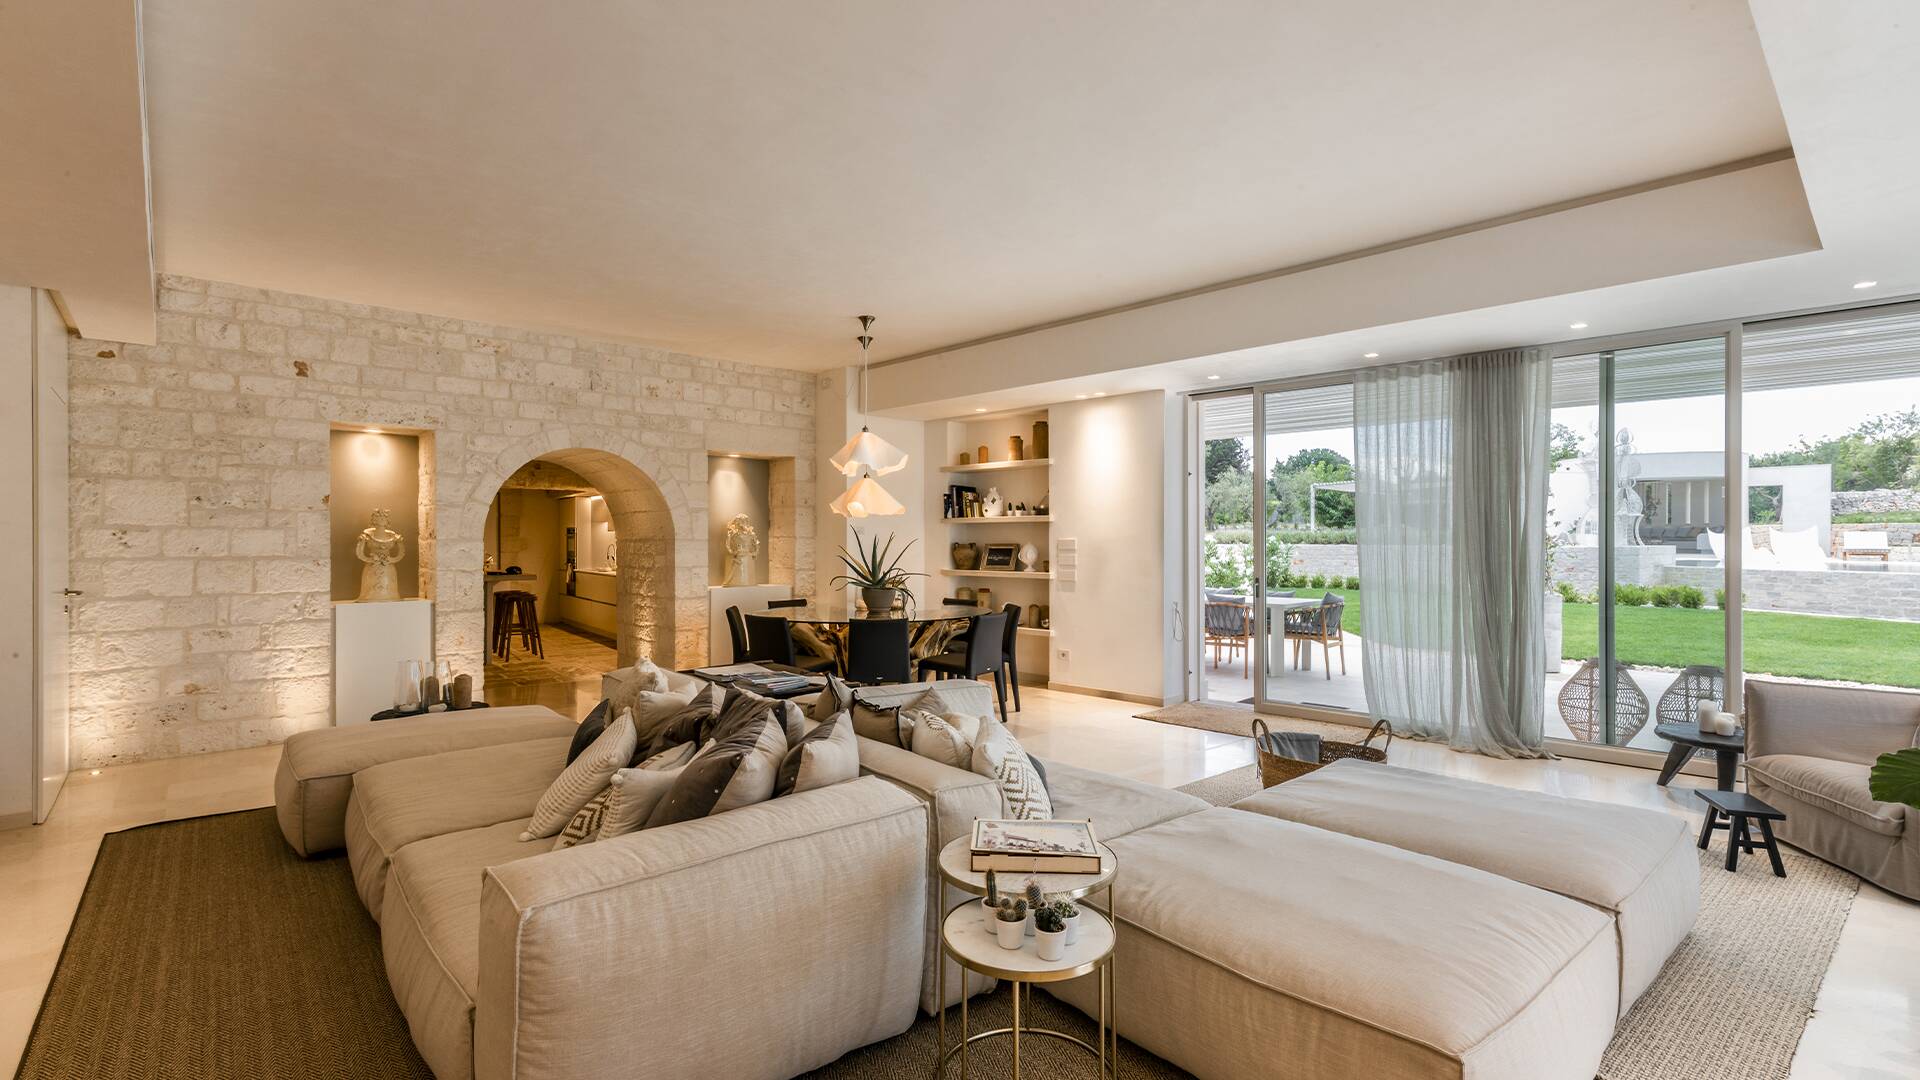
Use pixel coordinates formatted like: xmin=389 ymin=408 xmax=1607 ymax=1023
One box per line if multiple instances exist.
xmin=829 ymin=315 xmax=907 ymax=517
xmin=828 ymin=316 xmax=908 ymax=478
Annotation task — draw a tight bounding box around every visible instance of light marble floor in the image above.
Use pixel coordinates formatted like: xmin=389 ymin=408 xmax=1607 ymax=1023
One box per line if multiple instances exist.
xmin=3 ymin=683 xmax=1914 ymax=1078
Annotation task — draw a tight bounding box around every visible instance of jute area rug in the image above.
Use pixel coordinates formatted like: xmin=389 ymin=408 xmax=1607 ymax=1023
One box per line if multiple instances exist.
xmin=17 ymin=808 xmax=1185 ymax=1080
xmin=1177 ymin=767 xmax=1862 ymax=1080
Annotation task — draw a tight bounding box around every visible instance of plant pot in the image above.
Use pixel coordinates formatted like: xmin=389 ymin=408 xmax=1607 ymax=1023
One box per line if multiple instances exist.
xmin=1061 ymin=909 xmax=1080 ymax=945
xmin=951 ymin=542 xmax=980 ymax=570
xmin=1543 ymin=590 xmax=1564 ymax=674
xmin=860 ymin=587 xmax=900 ymax=613
xmin=994 ymin=918 xmax=1025 ymax=950
xmin=1035 ymin=927 xmax=1066 ymax=962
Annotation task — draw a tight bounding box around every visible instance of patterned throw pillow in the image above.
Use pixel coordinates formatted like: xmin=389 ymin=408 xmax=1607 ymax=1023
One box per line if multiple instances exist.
xmin=552 ymin=789 xmax=612 ymax=851
xmin=596 ymin=765 xmax=686 ymax=841
xmin=775 ymin=709 xmax=860 ymax=796
xmin=636 ymin=681 xmax=722 ymax=761
xmin=566 ymin=699 xmax=612 ymax=765
xmin=523 ymin=710 xmax=638 ymax=840
xmin=644 ymin=698 xmax=789 ymax=828
xmin=909 ymin=711 xmax=981 ymax=770
xmin=970 ymin=714 xmax=1052 ymax=820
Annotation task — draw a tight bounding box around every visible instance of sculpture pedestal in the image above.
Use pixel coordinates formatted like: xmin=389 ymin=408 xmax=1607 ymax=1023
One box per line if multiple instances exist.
xmin=333 ymin=599 xmax=434 ymax=726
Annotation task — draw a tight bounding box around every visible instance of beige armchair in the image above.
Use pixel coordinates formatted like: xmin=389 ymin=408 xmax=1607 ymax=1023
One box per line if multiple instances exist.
xmin=1744 ymin=679 xmax=1920 ymax=900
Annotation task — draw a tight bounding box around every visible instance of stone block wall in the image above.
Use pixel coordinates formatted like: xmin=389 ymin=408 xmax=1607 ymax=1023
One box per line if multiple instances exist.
xmin=66 ymin=275 xmax=816 ymax=766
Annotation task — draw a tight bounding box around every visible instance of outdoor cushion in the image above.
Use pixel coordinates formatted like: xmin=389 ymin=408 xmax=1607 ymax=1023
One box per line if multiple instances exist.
xmin=345 ymin=735 xmax=571 ymax=919
xmin=1047 ymin=808 xmax=1618 ymax=1080
xmin=274 ymin=706 xmax=578 ymax=857
xmin=1746 ymin=754 xmax=1905 ymax=837
xmin=1234 ymin=760 xmax=1697 ymax=1014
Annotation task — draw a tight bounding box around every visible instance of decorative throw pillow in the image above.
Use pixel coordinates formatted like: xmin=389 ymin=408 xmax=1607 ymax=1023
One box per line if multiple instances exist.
xmin=909 ymin=711 xmax=982 ymax=770
xmin=636 ymin=739 xmax=701 ymax=770
xmin=596 ymin=765 xmax=686 ymax=840
xmin=524 ymin=710 xmax=638 ymax=840
xmin=776 ymin=700 xmax=807 ymax=748
xmin=970 ymin=714 xmax=1052 ymax=820
xmin=809 ymin=673 xmax=855 ymax=723
xmin=776 ymin=709 xmax=860 ymax=796
xmin=606 ymin=658 xmax=673 ymax=719
xmin=644 ymin=702 xmax=788 ymax=828
xmin=552 ymin=788 xmax=612 ymax=851
xmin=566 ymin=699 xmax=612 ymax=765
xmin=850 ymin=698 xmax=920 ymax=748
xmin=637 ymin=681 xmax=722 ymax=761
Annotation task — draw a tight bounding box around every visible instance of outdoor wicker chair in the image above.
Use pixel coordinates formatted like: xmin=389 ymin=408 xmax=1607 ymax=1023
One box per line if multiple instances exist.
xmin=1203 ymin=591 xmax=1255 ymax=676
xmin=1557 ymin=657 xmax=1650 ymax=743
xmin=1282 ymin=592 xmax=1348 ymax=679
xmin=1655 ymin=664 xmax=1726 ymax=727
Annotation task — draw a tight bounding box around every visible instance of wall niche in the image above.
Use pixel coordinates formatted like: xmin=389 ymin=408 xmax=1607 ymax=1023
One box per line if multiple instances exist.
xmin=328 ymin=427 xmax=433 ymax=602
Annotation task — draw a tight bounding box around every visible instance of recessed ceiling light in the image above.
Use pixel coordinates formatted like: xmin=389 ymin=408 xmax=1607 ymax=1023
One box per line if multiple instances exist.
xmin=1074 ymin=394 xmax=1088 ymax=399
xmin=1363 ymin=352 xmax=1380 ymax=359
xmin=1092 ymin=392 xmax=1107 ymax=398
xmin=365 ymin=427 xmax=384 ymax=434
xmin=1569 ymin=322 xmax=1589 ymax=330
xmin=1206 ymin=374 xmax=1221 ymax=381
xmin=1854 ymin=280 xmax=1877 ymax=290
xmin=973 ymin=407 xmax=987 ymax=413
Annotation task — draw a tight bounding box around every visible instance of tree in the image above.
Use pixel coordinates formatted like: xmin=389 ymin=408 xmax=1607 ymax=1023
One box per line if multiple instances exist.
xmin=1204 ymin=469 xmax=1253 ymax=528
xmin=1279 ymin=447 xmax=1350 ymax=473
xmin=1267 ymin=449 xmax=1354 ymax=528
xmin=1205 ymin=438 xmax=1250 ymax=484
xmin=1549 ymin=422 xmax=1583 ymax=467
xmin=1752 ymin=408 xmax=1920 ymax=491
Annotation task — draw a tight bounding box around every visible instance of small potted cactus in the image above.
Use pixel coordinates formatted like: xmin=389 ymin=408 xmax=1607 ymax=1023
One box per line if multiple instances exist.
xmin=1033 ymin=901 xmax=1068 ymax=961
xmin=993 ymin=898 xmax=1027 ymax=950
xmin=1024 ymin=880 xmax=1042 ymax=937
xmin=1048 ymin=897 xmax=1081 ymax=946
xmin=984 ymin=869 xmax=999 ymax=911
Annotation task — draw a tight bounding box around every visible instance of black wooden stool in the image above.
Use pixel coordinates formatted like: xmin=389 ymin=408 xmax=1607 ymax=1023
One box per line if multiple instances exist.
xmin=492 ymin=590 xmax=543 ymax=661
xmin=1696 ymin=789 xmax=1786 ymax=877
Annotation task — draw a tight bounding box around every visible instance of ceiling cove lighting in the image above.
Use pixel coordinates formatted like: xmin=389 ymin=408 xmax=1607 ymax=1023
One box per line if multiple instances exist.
xmin=828 ymin=315 xmax=905 ymax=518
xmin=974 ymin=407 xmax=987 ymax=413
xmin=1569 ymin=322 xmax=1589 ymax=330
xmin=1854 ymin=280 xmax=1878 ymax=290
xmin=1092 ymin=391 xmax=1107 ymax=397
xmin=1363 ymin=352 xmax=1380 ymax=359
xmin=1206 ymin=374 xmax=1221 ymax=381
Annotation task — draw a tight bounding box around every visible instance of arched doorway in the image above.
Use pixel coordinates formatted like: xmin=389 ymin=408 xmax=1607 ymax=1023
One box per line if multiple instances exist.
xmin=477 ymin=448 xmax=678 ymax=706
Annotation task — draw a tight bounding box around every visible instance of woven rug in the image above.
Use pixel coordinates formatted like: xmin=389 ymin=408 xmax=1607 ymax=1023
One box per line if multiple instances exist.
xmin=17 ymin=808 xmax=1184 ymax=1079
xmin=1175 ymin=767 xmax=1861 ymax=1080
xmin=1135 ymin=700 xmax=1371 ymax=742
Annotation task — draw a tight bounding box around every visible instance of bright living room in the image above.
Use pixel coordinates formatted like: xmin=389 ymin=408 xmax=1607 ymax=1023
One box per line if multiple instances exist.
xmin=6 ymin=3 xmax=1920 ymax=1080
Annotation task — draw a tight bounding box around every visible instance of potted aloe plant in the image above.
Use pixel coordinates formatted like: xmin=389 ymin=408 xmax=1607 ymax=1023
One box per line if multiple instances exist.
xmin=993 ymin=897 xmax=1027 ymax=950
xmin=831 ymin=529 xmax=927 ymax=614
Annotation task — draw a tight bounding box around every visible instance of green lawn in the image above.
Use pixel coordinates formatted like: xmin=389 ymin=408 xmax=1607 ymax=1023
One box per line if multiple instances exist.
xmin=1559 ymin=603 xmax=1920 ymax=689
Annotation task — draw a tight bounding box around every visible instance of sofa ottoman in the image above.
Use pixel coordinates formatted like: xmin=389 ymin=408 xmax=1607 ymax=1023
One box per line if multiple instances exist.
xmin=274 ymin=706 xmax=579 ymax=856
xmin=1043 ymin=758 xmax=1209 ymax=840
xmin=1048 ymin=808 xmax=1619 ymax=1080
xmin=1233 ymin=760 xmax=1697 ymax=1014
xmin=346 ymin=735 xmax=572 ymax=920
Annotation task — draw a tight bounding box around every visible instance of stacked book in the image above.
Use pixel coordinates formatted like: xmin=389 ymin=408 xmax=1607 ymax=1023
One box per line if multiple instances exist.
xmin=969 ymin=818 xmax=1102 ymax=873
xmin=734 ymin=671 xmax=818 ymax=696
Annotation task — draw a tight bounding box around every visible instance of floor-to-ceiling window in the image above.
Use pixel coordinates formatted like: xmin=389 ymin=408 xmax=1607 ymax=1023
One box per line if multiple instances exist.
xmin=1196 ymin=394 xmax=1257 ymax=704
xmin=1737 ymin=305 xmax=1920 ymax=697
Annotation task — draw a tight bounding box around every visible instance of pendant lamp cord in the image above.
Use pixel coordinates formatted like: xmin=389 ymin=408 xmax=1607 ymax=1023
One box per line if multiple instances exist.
xmin=856 ymin=314 xmax=875 ymax=427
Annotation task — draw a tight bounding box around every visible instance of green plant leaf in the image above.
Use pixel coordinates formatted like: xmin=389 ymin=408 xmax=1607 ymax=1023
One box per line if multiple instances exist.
xmin=1869 ymin=748 xmax=1920 ymax=810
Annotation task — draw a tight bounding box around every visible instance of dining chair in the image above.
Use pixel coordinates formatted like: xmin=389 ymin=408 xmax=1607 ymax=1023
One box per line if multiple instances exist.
xmin=1203 ymin=591 xmax=1254 ymax=676
xmin=997 ymin=602 xmax=1023 ymax=712
xmin=918 ymin=611 xmax=1010 ymax=721
xmin=1282 ymin=592 xmax=1347 ymax=679
xmin=767 ymin=597 xmax=808 ymax=609
xmin=744 ymin=613 xmax=836 ymax=673
xmin=726 ymin=605 xmax=749 ymax=664
xmin=844 ymin=617 xmax=912 ymax=686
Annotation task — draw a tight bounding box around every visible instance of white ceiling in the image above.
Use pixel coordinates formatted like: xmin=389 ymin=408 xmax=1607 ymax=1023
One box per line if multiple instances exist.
xmin=131 ymin=0 xmax=1789 ymax=367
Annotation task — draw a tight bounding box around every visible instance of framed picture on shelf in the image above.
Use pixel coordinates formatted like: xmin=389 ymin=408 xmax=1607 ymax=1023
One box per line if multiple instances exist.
xmin=982 ymin=543 xmax=1019 ymax=570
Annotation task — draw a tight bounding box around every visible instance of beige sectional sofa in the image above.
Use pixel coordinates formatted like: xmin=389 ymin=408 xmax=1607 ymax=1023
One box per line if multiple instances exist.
xmin=276 ymin=677 xmax=1695 ymax=1080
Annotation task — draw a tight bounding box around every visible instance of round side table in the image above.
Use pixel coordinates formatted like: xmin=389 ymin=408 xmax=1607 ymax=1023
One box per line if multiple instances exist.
xmin=935 ymin=836 xmax=1120 ymax=1078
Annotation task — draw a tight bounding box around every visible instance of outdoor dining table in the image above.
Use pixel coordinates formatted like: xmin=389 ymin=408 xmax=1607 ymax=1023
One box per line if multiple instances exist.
xmin=742 ymin=602 xmax=988 ymax=676
xmin=1266 ymin=594 xmax=1327 ymax=673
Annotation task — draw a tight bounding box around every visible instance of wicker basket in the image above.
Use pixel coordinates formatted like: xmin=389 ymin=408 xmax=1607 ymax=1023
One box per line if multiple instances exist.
xmin=1251 ymin=717 xmax=1394 ymax=788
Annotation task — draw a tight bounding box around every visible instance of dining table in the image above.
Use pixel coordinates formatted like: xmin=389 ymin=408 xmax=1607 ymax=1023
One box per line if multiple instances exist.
xmin=742 ymin=602 xmax=988 ymax=676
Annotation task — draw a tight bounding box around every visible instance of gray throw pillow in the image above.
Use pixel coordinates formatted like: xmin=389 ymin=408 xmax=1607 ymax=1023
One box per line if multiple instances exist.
xmin=637 ymin=681 xmax=721 ymax=761
xmin=776 ymin=709 xmax=860 ymax=796
xmin=644 ymin=702 xmax=788 ymax=829
xmin=810 ymin=674 xmax=855 ymax=723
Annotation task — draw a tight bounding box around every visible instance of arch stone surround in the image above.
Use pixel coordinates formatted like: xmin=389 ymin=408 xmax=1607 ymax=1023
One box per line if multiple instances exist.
xmin=63 ymin=275 xmax=817 ymax=766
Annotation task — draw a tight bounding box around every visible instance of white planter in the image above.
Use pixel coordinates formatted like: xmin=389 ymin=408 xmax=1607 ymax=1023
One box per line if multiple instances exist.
xmin=995 ymin=918 xmax=1025 ymax=950
xmin=1062 ymin=910 xmax=1081 ymax=946
xmin=1543 ymin=591 xmax=1564 ymax=674
xmin=1035 ymin=927 xmax=1066 ymax=962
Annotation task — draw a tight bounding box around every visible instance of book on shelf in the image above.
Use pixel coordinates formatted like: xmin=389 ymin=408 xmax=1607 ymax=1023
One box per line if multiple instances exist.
xmin=969 ymin=818 xmax=1101 ymax=873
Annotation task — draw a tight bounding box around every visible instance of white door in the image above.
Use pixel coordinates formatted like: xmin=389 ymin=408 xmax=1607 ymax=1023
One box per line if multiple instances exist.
xmin=33 ymin=290 xmax=69 ymax=822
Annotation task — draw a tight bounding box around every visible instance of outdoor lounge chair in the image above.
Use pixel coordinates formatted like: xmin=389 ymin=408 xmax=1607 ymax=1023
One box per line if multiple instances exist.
xmin=1841 ymin=530 xmax=1891 ymax=562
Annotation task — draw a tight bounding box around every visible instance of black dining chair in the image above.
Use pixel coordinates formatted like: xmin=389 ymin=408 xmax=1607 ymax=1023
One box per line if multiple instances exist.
xmin=726 ymin=605 xmax=750 ymax=664
xmin=996 ymin=602 xmax=1023 ymax=713
xmin=744 ymin=613 xmax=836 ymax=673
xmin=918 ymin=610 xmax=1010 ymax=721
xmin=768 ymin=597 xmax=808 ymax=609
xmin=844 ymin=617 xmax=912 ymax=686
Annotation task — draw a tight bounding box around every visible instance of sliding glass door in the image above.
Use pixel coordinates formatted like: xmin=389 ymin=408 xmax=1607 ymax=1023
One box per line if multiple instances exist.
xmin=1546 ymin=336 xmax=1730 ymax=748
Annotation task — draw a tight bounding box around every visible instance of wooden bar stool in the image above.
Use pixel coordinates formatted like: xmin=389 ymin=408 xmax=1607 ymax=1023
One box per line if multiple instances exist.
xmin=493 ymin=590 xmax=543 ymax=661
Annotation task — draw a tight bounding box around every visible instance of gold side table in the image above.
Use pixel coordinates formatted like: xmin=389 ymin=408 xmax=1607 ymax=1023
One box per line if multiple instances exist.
xmin=935 ymin=836 xmax=1119 ymax=1078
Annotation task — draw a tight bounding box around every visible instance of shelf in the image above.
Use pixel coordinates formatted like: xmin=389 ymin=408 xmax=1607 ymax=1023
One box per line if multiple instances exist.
xmin=940 ymin=457 xmax=1052 ymax=475
xmin=939 ymin=569 xmax=1055 ymax=580
xmin=1017 ymin=626 xmax=1053 ymax=637
xmin=944 ymin=515 xmax=1053 ymax=524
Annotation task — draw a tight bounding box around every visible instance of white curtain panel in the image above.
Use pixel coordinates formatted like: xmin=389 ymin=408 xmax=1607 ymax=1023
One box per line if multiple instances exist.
xmin=1354 ymin=348 xmax=1550 ymax=758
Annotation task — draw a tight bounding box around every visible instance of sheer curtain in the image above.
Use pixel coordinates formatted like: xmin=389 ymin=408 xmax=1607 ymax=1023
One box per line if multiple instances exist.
xmin=1354 ymin=348 xmax=1550 ymax=758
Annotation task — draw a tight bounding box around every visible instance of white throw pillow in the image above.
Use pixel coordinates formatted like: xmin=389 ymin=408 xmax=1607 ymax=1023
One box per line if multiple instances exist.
xmin=608 ymin=658 xmax=675 ymax=721
xmin=596 ymin=765 xmax=686 ymax=840
xmin=970 ymin=714 xmax=1052 ymax=820
xmin=524 ymin=710 xmax=637 ymax=840
xmin=776 ymin=709 xmax=860 ymax=796
xmin=910 ymin=711 xmax=982 ymax=770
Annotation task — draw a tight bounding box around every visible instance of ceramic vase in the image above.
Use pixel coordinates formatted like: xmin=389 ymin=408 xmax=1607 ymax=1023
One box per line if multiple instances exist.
xmin=1008 ymin=435 xmax=1024 ymax=461
xmin=951 ymin=542 xmax=981 ymax=570
xmin=977 ymin=444 xmax=989 ymax=464
xmin=1032 ymin=420 xmax=1049 ymax=458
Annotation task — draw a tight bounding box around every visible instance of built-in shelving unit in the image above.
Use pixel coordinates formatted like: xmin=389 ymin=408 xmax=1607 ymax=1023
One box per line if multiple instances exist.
xmin=935 ymin=410 xmax=1055 ymax=682
xmin=940 ymin=568 xmax=1055 ymax=580
xmin=943 ymin=515 xmax=1053 ymax=524
xmin=939 ymin=457 xmax=1053 ymax=475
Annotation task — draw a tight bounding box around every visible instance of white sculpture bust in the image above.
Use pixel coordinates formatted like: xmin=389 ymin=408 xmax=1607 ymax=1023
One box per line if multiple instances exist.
xmin=722 ymin=513 xmax=760 ymax=586
xmin=355 ymin=507 xmax=405 ymax=602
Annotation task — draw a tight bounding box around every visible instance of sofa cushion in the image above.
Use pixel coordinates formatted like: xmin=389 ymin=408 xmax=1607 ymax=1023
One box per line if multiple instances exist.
xmin=638 ymin=682 xmax=722 ymax=758
xmin=907 ymin=711 xmax=979 ymax=770
xmin=1233 ymin=759 xmax=1698 ymax=1014
xmin=970 ymin=714 xmax=1051 ymax=820
xmin=551 ymin=790 xmax=612 ymax=850
xmin=274 ymin=706 xmax=577 ymax=857
xmin=1040 ymin=759 xmax=1208 ymax=841
xmin=645 ymin=704 xmax=787 ymax=828
xmin=1747 ymin=754 xmax=1906 ymax=837
xmin=346 ymin=735 xmax=571 ymax=918
xmin=524 ymin=711 xmax=637 ymax=840
xmin=382 ymin=818 xmax=544 ymax=1080
xmin=777 ymin=709 xmax=860 ymax=796
xmin=598 ymin=765 xmax=686 ymax=840
xmin=603 ymin=658 xmax=671 ymax=717
xmin=565 ymin=699 xmax=611 ymax=764
xmin=1047 ymin=808 xmax=1618 ymax=1080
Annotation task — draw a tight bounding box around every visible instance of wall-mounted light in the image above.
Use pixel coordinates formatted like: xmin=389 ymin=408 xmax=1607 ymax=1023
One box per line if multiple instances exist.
xmin=365 ymin=427 xmax=384 ymax=435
